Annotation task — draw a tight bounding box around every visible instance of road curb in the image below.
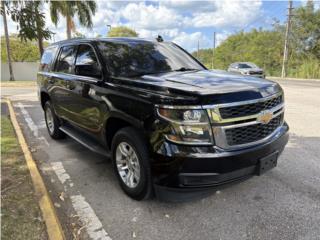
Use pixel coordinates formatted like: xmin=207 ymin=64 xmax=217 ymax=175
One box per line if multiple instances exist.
xmin=267 ymin=76 xmax=320 ymax=82
xmin=5 ymin=99 xmax=65 ymax=240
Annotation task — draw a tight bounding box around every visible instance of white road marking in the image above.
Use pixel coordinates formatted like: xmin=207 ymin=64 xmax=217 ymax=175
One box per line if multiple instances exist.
xmin=16 ymin=102 xmax=112 ymax=240
xmin=71 ymin=195 xmax=112 ymax=240
xmin=16 ymin=102 xmax=49 ymax=146
xmin=51 ymin=162 xmax=71 ymax=184
xmin=50 ymin=161 xmax=111 ymax=240
xmin=38 ymin=120 xmax=47 ymax=129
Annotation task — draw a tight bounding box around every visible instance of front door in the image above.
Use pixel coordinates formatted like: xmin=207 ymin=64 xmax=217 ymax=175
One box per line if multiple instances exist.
xmin=68 ymin=44 xmax=104 ymax=136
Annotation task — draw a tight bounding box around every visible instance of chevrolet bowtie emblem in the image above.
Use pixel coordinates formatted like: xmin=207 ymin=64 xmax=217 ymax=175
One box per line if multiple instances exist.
xmin=257 ymin=110 xmax=273 ymax=124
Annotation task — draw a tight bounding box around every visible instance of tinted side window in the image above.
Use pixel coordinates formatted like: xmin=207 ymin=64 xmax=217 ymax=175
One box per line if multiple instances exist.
xmin=75 ymin=44 xmax=101 ymax=77
xmin=76 ymin=45 xmax=98 ymax=65
xmin=40 ymin=46 xmax=58 ymax=72
xmin=56 ymin=45 xmax=77 ymax=74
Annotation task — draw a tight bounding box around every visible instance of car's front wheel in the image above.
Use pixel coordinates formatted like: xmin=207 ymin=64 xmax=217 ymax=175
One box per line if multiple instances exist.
xmin=111 ymin=127 xmax=152 ymax=200
xmin=44 ymin=101 xmax=65 ymax=139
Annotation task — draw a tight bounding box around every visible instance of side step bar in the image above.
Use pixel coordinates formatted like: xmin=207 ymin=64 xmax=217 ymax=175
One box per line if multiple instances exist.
xmin=59 ymin=126 xmax=110 ymax=158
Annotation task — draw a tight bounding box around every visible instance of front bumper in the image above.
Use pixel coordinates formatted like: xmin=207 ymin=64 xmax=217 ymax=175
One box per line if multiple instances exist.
xmin=151 ymin=123 xmax=289 ymax=200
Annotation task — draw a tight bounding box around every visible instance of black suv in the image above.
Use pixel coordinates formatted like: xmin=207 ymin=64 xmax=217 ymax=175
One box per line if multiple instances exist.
xmin=38 ymin=38 xmax=289 ymax=200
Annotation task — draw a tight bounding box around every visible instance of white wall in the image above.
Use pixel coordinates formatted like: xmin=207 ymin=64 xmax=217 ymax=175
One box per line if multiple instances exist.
xmin=1 ymin=62 xmax=39 ymax=81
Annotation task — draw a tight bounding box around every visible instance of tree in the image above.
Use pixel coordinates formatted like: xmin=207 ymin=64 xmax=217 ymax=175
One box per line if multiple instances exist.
xmin=9 ymin=0 xmax=53 ymax=56
xmin=193 ymin=29 xmax=284 ymax=75
xmin=107 ymin=26 xmax=138 ymax=37
xmin=192 ymin=4 xmax=320 ymax=79
xmin=1 ymin=35 xmax=44 ymax=62
xmin=1 ymin=0 xmax=14 ymax=81
xmin=49 ymin=1 xmax=97 ymax=39
xmin=291 ymin=3 xmax=320 ymax=59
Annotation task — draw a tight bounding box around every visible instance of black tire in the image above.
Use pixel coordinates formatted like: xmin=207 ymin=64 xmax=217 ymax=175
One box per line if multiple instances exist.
xmin=111 ymin=127 xmax=153 ymax=200
xmin=44 ymin=101 xmax=65 ymax=139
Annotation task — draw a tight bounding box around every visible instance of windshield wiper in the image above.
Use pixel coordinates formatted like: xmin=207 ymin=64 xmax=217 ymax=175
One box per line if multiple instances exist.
xmin=173 ymin=67 xmax=199 ymax=72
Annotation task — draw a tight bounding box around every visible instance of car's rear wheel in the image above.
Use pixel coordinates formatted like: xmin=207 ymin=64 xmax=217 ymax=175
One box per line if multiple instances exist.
xmin=111 ymin=127 xmax=152 ymax=200
xmin=44 ymin=101 xmax=65 ymax=139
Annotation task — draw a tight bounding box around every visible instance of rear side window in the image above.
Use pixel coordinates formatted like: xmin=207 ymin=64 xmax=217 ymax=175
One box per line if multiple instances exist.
xmin=76 ymin=44 xmax=98 ymax=65
xmin=55 ymin=45 xmax=77 ymax=74
xmin=40 ymin=46 xmax=58 ymax=72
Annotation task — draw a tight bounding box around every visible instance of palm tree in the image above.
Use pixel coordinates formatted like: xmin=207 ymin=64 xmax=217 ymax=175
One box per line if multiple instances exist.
xmin=1 ymin=0 xmax=14 ymax=81
xmin=49 ymin=1 xmax=96 ymax=40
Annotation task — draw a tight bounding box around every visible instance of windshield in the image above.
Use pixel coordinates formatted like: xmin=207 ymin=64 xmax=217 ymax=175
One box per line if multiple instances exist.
xmin=97 ymin=41 xmax=205 ymax=77
xmin=238 ymin=63 xmax=257 ymax=69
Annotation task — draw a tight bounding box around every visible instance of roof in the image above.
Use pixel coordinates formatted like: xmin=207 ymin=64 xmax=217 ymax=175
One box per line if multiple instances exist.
xmin=49 ymin=37 xmax=159 ymax=47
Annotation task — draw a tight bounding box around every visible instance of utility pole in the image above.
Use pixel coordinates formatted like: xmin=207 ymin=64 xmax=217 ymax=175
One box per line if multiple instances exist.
xmin=211 ymin=32 xmax=216 ymax=69
xmin=2 ymin=1 xmax=15 ymax=81
xmin=107 ymin=24 xmax=111 ymax=36
xmin=197 ymin=39 xmax=200 ymax=59
xmin=281 ymin=0 xmax=293 ymax=78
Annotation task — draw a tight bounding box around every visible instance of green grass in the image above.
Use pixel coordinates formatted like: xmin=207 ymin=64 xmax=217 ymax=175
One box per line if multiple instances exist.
xmin=1 ymin=116 xmax=47 ymax=240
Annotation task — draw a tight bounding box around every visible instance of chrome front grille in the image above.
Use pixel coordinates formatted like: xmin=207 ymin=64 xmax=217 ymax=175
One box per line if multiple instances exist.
xmin=225 ymin=114 xmax=283 ymax=146
xmin=219 ymin=95 xmax=282 ymax=119
xmin=206 ymin=92 xmax=284 ymax=149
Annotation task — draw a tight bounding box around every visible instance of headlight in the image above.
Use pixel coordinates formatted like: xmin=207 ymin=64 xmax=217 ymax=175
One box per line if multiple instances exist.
xmin=157 ymin=108 xmax=213 ymax=145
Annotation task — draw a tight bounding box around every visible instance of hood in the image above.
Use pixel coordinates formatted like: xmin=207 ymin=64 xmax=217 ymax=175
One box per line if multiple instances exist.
xmin=112 ymin=69 xmax=281 ymax=105
xmin=141 ymin=70 xmax=278 ymax=97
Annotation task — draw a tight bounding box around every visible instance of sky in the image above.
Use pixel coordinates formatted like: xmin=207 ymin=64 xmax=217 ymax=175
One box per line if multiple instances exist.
xmin=1 ymin=0 xmax=318 ymax=52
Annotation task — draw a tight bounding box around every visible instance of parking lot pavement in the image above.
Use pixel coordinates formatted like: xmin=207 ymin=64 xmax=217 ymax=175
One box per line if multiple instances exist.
xmin=2 ymin=79 xmax=320 ymax=240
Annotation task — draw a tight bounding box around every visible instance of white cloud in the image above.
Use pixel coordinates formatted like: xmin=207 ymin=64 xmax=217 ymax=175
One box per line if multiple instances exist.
xmin=121 ymin=2 xmax=185 ymax=30
xmin=172 ymin=31 xmax=211 ymax=52
xmin=1 ymin=0 xmax=263 ymax=51
xmin=160 ymin=0 xmax=216 ymax=13
xmin=137 ymin=28 xmax=179 ymax=39
xmin=189 ymin=0 xmax=263 ymax=28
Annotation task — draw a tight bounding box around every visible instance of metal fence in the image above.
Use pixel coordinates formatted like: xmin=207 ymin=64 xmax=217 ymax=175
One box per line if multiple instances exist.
xmin=1 ymin=62 xmax=39 ymax=81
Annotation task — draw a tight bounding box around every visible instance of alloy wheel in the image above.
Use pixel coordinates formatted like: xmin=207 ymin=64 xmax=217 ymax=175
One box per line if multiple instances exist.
xmin=115 ymin=142 xmax=141 ymax=188
xmin=45 ymin=106 xmax=54 ymax=134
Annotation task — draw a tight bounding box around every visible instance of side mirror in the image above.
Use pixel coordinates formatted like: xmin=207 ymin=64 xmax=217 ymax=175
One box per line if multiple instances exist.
xmin=75 ymin=64 xmax=102 ymax=79
xmin=235 ymin=66 xmax=239 ymax=69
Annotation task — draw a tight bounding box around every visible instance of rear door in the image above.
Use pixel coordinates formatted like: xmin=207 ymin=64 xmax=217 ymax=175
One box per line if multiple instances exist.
xmin=38 ymin=45 xmax=59 ymax=98
xmin=50 ymin=44 xmax=78 ymax=120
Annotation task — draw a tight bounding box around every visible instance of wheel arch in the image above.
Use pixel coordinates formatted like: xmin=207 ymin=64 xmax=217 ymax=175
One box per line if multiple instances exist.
xmin=104 ymin=114 xmax=147 ymax=150
xmin=40 ymin=91 xmax=51 ymax=109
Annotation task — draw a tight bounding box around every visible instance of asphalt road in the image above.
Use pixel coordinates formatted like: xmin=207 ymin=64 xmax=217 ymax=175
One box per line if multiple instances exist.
xmin=2 ymin=79 xmax=320 ymax=240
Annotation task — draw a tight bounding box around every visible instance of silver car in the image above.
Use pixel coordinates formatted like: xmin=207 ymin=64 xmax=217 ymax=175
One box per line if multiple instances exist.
xmin=227 ymin=62 xmax=265 ymax=78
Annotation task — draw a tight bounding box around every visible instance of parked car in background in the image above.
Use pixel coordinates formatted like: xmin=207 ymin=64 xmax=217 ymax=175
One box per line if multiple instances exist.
xmin=228 ymin=62 xmax=265 ymax=78
xmin=38 ymin=38 xmax=288 ymax=201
